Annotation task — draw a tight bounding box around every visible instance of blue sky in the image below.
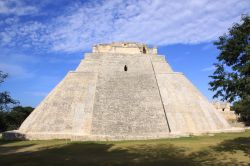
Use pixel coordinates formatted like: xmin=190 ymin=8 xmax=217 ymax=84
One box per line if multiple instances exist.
xmin=0 ymin=0 xmax=249 ymax=107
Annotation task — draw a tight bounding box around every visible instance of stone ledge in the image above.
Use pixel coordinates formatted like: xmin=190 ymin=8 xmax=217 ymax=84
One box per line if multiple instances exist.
xmin=155 ymin=72 xmax=183 ymax=75
xmin=2 ymin=130 xmax=26 ymax=140
xmin=2 ymin=128 xmax=245 ymax=141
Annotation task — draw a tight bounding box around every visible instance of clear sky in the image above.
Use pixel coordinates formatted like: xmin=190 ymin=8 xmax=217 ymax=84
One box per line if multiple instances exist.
xmin=0 ymin=0 xmax=249 ymax=107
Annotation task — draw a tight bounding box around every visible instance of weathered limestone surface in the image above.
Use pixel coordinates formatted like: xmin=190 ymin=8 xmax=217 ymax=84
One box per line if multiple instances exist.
xmin=212 ymin=101 xmax=244 ymax=127
xmin=156 ymin=73 xmax=230 ymax=134
xmin=19 ymin=72 xmax=98 ymax=137
xmin=3 ymin=42 xmax=243 ymax=141
xmin=91 ymin=54 xmax=170 ymax=137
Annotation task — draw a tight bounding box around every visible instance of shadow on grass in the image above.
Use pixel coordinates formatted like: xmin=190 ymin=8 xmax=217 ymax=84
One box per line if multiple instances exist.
xmin=0 ymin=139 xmax=36 ymax=155
xmin=0 ymin=137 xmax=249 ymax=166
xmin=0 ymin=144 xmax=35 ymax=155
xmin=189 ymin=136 xmax=250 ymax=166
xmin=0 ymin=139 xmax=23 ymax=145
xmin=0 ymin=142 xmax=197 ymax=166
xmin=213 ymin=137 xmax=250 ymax=155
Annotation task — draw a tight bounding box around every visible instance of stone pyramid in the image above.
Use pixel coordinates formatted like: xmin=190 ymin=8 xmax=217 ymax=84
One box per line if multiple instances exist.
xmin=4 ymin=42 xmax=239 ymax=141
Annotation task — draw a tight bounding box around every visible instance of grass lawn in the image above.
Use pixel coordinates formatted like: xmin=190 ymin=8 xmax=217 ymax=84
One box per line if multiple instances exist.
xmin=0 ymin=130 xmax=250 ymax=166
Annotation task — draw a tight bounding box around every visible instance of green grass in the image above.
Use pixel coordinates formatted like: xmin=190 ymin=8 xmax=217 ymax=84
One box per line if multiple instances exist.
xmin=0 ymin=130 xmax=250 ymax=166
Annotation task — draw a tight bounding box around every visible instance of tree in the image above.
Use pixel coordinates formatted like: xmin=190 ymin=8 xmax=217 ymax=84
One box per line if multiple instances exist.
xmin=0 ymin=70 xmax=20 ymax=132
xmin=0 ymin=71 xmax=34 ymax=132
xmin=0 ymin=71 xmax=19 ymax=111
xmin=0 ymin=106 xmax=34 ymax=132
xmin=5 ymin=106 xmax=34 ymax=130
xmin=209 ymin=15 xmax=250 ymax=122
xmin=0 ymin=110 xmax=8 ymax=132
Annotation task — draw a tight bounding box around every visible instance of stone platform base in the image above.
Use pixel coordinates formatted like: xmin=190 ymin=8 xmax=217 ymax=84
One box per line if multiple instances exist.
xmin=2 ymin=130 xmax=26 ymax=140
xmin=2 ymin=128 xmax=246 ymax=141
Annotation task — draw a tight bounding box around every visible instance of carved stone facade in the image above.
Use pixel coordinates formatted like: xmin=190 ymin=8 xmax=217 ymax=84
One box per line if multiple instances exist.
xmin=212 ymin=101 xmax=239 ymax=123
xmin=93 ymin=42 xmax=157 ymax=54
xmin=3 ymin=42 xmax=244 ymax=141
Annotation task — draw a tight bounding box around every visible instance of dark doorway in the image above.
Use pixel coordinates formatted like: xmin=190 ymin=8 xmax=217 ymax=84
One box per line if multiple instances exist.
xmin=143 ymin=47 xmax=146 ymax=54
xmin=124 ymin=65 xmax=128 ymax=71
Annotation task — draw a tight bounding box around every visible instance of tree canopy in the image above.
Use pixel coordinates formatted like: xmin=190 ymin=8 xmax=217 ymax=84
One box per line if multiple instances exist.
xmin=209 ymin=15 xmax=250 ymax=122
xmin=0 ymin=71 xmax=33 ymax=132
xmin=0 ymin=106 xmax=34 ymax=132
xmin=0 ymin=71 xmax=19 ymax=111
